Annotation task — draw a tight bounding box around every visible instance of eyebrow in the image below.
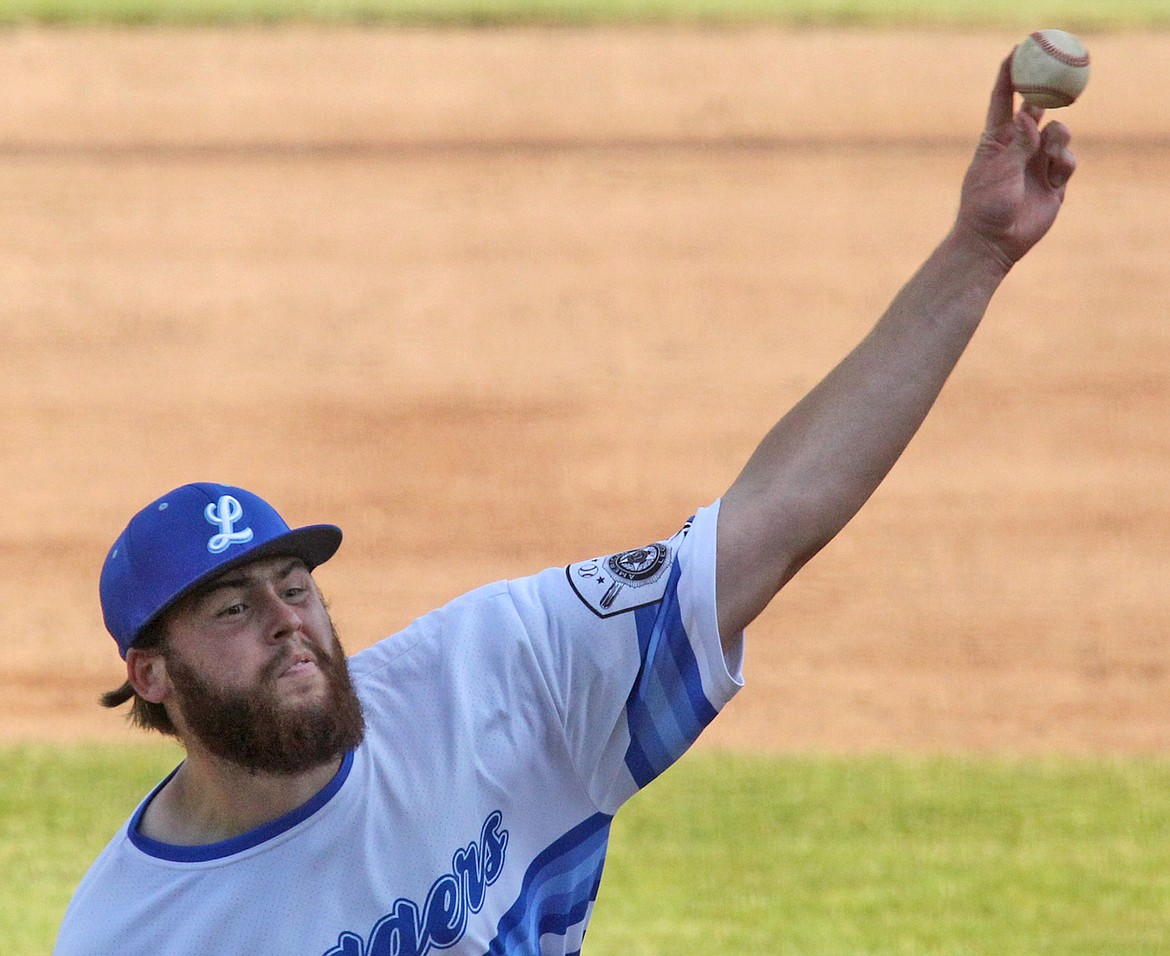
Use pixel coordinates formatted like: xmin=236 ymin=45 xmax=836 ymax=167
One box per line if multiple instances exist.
xmin=196 ymin=558 xmax=306 ymax=601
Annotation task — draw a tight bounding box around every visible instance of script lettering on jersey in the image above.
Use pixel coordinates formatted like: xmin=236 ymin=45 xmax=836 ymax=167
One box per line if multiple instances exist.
xmin=322 ymin=811 xmax=508 ymax=956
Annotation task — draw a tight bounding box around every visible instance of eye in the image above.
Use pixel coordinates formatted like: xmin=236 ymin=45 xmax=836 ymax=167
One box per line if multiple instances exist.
xmin=217 ymin=602 xmax=247 ymax=618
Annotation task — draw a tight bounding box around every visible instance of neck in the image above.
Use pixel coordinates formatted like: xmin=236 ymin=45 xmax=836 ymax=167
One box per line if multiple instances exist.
xmin=139 ymin=744 xmax=343 ymax=846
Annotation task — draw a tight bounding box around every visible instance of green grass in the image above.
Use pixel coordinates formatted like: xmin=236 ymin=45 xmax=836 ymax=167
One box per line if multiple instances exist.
xmin=4 ymin=745 xmax=1169 ymax=955
xmin=0 ymin=742 xmax=182 ymax=954
xmin=0 ymin=0 xmax=1164 ymax=29
xmin=589 ymin=753 xmax=1170 ymax=955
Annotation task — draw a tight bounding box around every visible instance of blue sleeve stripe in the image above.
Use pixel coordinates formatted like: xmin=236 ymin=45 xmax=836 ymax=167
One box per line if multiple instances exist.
xmin=485 ymin=813 xmax=612 ymax=955
xmin=624 ymin=560 xmax=719 ymax=788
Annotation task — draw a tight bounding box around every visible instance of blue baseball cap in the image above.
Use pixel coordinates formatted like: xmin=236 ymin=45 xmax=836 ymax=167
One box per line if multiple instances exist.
xmin=100 ymin=482 xmax=342 ymax=658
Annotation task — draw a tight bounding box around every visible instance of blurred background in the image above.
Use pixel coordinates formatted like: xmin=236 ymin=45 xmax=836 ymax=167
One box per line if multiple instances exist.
xmin=0 ymin=19 xmax=1167 ymax=756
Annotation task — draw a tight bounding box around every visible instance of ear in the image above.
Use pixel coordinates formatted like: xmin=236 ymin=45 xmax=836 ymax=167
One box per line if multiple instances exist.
xmin=126 ymin=648 xmax=170 ymax=704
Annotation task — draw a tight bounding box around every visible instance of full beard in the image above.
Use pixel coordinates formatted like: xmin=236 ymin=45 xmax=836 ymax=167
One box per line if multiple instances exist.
xmin=164 ymin=626 xmax=366 ymax=775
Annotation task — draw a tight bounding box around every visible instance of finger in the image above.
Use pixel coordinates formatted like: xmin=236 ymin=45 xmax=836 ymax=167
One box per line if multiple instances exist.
xmin=1022 ymin=102 xmax=1046 ymax=126
xmin=1010 ymin=101 xmax=1043 ymax=158
xmin=1040 ymin=120 xmax=1072 ymax=154
xmin=986 ymin=52 xmax=1018 ymax=130
xmin=1040 ymin=122 xmax=1076 ymax=189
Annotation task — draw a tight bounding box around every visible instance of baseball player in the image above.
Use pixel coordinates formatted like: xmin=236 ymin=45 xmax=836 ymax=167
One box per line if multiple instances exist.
xmin=55 ymin=54 xmax=1075 ymax=955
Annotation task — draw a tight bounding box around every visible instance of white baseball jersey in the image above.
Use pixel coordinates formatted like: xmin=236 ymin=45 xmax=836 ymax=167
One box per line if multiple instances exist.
xmin=55 ymin=501 xmax=744 ymax=955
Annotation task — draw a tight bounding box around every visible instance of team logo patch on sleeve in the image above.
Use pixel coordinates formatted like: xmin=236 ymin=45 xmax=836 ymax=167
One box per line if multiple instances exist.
xmin=566 ymin=519 xmax=691 ymax=617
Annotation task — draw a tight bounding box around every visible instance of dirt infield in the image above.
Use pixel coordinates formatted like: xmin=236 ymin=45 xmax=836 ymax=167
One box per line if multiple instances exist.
xmin=2 ymin=26 xmax=1168 ymax=753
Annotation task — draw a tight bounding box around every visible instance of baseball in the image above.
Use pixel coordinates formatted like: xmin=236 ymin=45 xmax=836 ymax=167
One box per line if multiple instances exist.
xmin=1011 ymin=30 xmax=1091 ymax=109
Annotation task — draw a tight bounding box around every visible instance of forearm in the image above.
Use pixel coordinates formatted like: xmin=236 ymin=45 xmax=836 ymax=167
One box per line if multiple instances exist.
xmin=711 ymin=52 xmax=1075 ymax=647
xmin=717 ymin=228 xmax=1011 ymax=640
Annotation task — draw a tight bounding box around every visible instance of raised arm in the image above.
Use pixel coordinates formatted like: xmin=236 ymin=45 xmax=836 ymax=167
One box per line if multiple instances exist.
xmin=715 ymin=53 xmax=1077 ymax=646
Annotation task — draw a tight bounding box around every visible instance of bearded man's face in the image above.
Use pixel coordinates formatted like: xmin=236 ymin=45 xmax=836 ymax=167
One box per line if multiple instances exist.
xmin=157 ymin=556 xmax=365 ymax=774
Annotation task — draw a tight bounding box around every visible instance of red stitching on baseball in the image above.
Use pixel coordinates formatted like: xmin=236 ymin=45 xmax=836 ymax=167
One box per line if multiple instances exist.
xmin=1030 ymin=31 xmax=1091 ymax=68
xmin=1016 ymin=84 xmax=1074 ymax=104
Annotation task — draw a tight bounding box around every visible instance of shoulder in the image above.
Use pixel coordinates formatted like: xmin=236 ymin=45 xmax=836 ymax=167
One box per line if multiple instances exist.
xmin=346 ymin=579 xmax=540 ymax=698
xmin=345 ymin=503 xmax=725 ymax=682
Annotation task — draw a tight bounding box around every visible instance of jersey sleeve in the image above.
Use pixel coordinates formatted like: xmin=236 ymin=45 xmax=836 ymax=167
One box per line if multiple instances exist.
xmin=506 ymin=499 xmax=744 ymax=814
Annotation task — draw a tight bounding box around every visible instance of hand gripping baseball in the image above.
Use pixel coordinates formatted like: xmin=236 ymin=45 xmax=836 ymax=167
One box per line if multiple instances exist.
xmin=955 ymin=53 xmax=1077 ymax=270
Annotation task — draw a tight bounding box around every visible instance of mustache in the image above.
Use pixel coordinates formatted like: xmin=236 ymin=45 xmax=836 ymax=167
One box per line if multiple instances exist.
xmin=261 ymin=633 xmax=339 ymax=684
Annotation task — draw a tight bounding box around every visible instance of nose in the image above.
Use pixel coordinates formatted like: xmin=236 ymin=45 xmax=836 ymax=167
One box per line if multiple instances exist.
xmin=263 ymin=589 xmax=305 ymax=642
